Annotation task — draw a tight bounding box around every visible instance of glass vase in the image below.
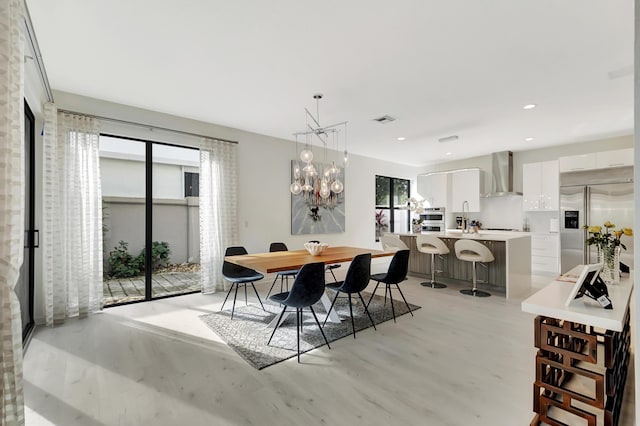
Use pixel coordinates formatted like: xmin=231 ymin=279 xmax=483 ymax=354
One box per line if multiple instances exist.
xmin=598 ymin=245 xmax=621 ymax=285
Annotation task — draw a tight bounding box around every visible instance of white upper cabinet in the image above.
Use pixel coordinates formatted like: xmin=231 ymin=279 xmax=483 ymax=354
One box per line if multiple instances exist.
xmin=450 ymin=169 xmax=481 ymax=212
xmin=523 ymin=160 xmax=559 ymax=211
xmin=595 ymin=148 xmax=634 ymax=169
xmin=417 ymin=173 xmax=449 ymax=209
xmin=558 ymin=153 xmax=596 ymax=172
xmin=522 ymin=163 xmax=541 ymax=210
xmin=540 ymin=160 xmax=559 ymax=210
xmin=559 ymin=149 xmax=633 ymax=172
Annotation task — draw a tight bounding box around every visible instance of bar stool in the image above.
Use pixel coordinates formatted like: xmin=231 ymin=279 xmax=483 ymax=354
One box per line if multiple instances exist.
xmin=454 ymin=239 xmax=494 ymax=298
xmin=379 ymin=235 xmax=409 ymax=251
xmin=415 ymin=235 xmax=448 ymax=289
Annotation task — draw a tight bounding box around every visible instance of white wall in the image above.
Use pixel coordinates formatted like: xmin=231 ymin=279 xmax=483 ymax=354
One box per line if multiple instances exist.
xmin=51 ymin=90 xmax=420 ymax=252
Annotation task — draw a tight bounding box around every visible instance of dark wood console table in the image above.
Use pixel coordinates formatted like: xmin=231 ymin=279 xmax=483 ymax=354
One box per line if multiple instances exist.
xmin=521 ymin=273 xmax=633 ymax=425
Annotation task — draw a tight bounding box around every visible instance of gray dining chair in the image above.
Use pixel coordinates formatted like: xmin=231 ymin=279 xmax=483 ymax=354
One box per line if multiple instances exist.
xmin=221 ymin=246 xmax=265 ymax=319
xmin=266 ymin=242 xmax=299 ymax=297
xmin=267 ymin=262 xmax=331 ymax=363
xmin=324 ymin=253 xmax=375 ymax=338
xmin=366 ymin=249 xmax=412 ymax=322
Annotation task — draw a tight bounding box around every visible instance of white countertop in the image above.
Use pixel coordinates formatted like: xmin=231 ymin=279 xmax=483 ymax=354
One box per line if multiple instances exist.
xmin=521 ymin=272 xmax=633 ymax=331
xmin=390 ymin=230 xmax=530 ymax=241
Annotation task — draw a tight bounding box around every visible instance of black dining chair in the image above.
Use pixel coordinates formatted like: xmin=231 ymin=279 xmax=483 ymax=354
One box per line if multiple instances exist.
xmin=266 ymin=242 xmax=299 ymax=298
xmin=366 ymin=249 xmax=413 ymax=322
xmin=221 ymin=246 xmax=265 ymax=319
xmin=267 ymin=262 xmax=331 ymax=363
xmin=323 ymin=253 xmax=375 ymax=338
xmin=308 ymin=240 xmax=341 ymax=282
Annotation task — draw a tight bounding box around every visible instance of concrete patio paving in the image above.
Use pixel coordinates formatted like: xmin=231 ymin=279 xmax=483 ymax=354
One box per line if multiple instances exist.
xmin=103 ymin=271 xmax=201 ymax=306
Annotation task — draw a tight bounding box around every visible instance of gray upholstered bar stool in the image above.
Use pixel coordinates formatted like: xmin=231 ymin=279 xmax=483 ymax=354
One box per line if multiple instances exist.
xmin=415 ymin=235 xmax=449 ymax=289
xmin=454 ymin=239 xmax=494 ymax=298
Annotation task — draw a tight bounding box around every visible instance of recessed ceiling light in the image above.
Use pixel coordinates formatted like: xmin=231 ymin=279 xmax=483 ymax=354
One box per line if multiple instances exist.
xmin=397 ymin=137 xmax=406 ymax=141
xmin=525 ymin=137 xmax=534 ymax=142
xmin=445 ymin=152 xmax=452 ymax=156
xmin=523 ymin=104 xmax=537 ymax=110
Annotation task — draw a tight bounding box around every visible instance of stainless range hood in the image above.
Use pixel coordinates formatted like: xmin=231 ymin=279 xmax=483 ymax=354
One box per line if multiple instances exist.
xmin=483 ymin=151 xmax=523 ymax=197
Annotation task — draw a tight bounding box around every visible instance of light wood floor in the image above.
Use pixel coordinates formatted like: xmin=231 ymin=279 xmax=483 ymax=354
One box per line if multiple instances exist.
xmin=23 ymin=270 xmax=635 ymax=425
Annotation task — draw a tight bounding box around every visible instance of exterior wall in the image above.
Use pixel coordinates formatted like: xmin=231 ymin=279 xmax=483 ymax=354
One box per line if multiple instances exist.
xmin=101 ymin=158 xmax=145 ymax=197
xmin=100 ymin=157 xmax=188 ymax=199
xmin=103 ymin=196 xmax=200 ymax=267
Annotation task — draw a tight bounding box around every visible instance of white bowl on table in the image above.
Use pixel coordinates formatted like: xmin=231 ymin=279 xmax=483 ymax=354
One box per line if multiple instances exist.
xmin=304 ymin=242 xmax=329 ymax=256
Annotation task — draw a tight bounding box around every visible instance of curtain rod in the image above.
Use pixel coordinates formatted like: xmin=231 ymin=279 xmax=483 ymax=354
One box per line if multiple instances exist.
xmin=57 ymin=108 xmax=238 ymax=145
xmin=24 ymin=2 xmax=54 ymax=102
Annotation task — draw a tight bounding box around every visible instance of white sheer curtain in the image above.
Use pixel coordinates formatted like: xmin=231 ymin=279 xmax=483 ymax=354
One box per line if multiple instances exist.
xmin=42 ymin=104 xmax=103 ymax=326
xmin=0 ymin=0 xmax=25 ymax=424
xmin=199 ymin=138 xmax=238 ymax=293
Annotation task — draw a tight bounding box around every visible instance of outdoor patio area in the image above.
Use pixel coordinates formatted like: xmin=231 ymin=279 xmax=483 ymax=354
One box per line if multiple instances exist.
xmin=103 ymin=270 xmax=201 ymax=306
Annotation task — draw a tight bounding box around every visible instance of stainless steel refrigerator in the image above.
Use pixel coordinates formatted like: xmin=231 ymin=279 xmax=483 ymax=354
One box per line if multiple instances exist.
xmin=560 ymin=166 xmax=634 ymax=273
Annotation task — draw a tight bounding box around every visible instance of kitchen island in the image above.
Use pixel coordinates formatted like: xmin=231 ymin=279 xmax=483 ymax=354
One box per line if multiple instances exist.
xmin=388 ymin=231 xmax=531 ymax=299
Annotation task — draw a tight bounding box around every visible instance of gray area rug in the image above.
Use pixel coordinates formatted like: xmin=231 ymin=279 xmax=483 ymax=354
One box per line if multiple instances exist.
xmin=200 ymin=290 xmax=421 ymax=369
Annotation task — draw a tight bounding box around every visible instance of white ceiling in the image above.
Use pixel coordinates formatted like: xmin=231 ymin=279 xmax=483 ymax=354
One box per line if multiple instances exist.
xmin=26 ymin=0 xmax=634 ymax=167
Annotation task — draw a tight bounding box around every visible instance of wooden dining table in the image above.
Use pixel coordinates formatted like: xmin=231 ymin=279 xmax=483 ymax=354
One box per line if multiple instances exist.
xmin=225 ymin=245 xmax=395 ymax=274
xmin=224 ymin=246 xmax=396 ymax=327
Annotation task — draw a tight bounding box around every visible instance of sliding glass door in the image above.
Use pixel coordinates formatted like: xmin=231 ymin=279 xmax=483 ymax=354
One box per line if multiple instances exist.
xmin=100 ymin=136 xmax=147 ymax=305
xmin=100 ymin=135 xmax=201 ymax=306
xmin=151 ymin=144 xmax=201 ymax=298
xmin=16 ymin=101 xmax=36 ymax=341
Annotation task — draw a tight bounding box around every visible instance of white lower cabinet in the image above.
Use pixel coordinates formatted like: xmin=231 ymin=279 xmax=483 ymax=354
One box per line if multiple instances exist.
xmin=531 ymin=234 xmax=559 ymax=273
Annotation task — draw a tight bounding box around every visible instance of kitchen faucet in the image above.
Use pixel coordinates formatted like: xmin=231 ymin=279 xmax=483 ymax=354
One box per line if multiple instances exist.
xmin=462 ymin=200 xmax=469 ymax=233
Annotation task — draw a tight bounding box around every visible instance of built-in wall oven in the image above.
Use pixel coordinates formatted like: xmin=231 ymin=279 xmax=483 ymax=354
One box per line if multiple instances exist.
xmin=420 ymin=207 xmax=446 ymax=232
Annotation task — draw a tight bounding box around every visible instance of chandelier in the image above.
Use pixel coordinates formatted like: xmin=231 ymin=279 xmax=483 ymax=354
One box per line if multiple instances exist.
xmin=289 ymin=94 xmax=348 ymax=209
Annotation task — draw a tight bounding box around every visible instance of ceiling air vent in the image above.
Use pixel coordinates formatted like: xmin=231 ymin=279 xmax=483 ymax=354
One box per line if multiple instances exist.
xmin=372 ymin=115 xmax=396 ymax=124
xmin=438 ymin=135 xmax=459 ymax=143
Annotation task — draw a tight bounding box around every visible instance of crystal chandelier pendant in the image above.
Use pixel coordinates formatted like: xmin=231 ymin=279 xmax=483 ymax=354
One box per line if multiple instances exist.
xmin=320 ymin=184 xmax=330 ymax=199
xmin=290 ymin=94 xmax=348 ymax=200
xmin=302 ymin=163 xmax=317 ymax=174
xmin=290 ymin=181 xmax=302 ymax=195
xmin=300 ymin=149 xmax=314 ymax=163
xmin=302 ymin=177 xmax=313 ymax=192
xmin=330 ymin=179 xmax=344 ymax=194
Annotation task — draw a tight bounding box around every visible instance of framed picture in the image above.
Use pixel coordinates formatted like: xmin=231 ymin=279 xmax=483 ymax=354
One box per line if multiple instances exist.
xmin=565 ymin=263 xmax=610 ymax=308
xmin=290 ymin=160 xmax=345 ymax=235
